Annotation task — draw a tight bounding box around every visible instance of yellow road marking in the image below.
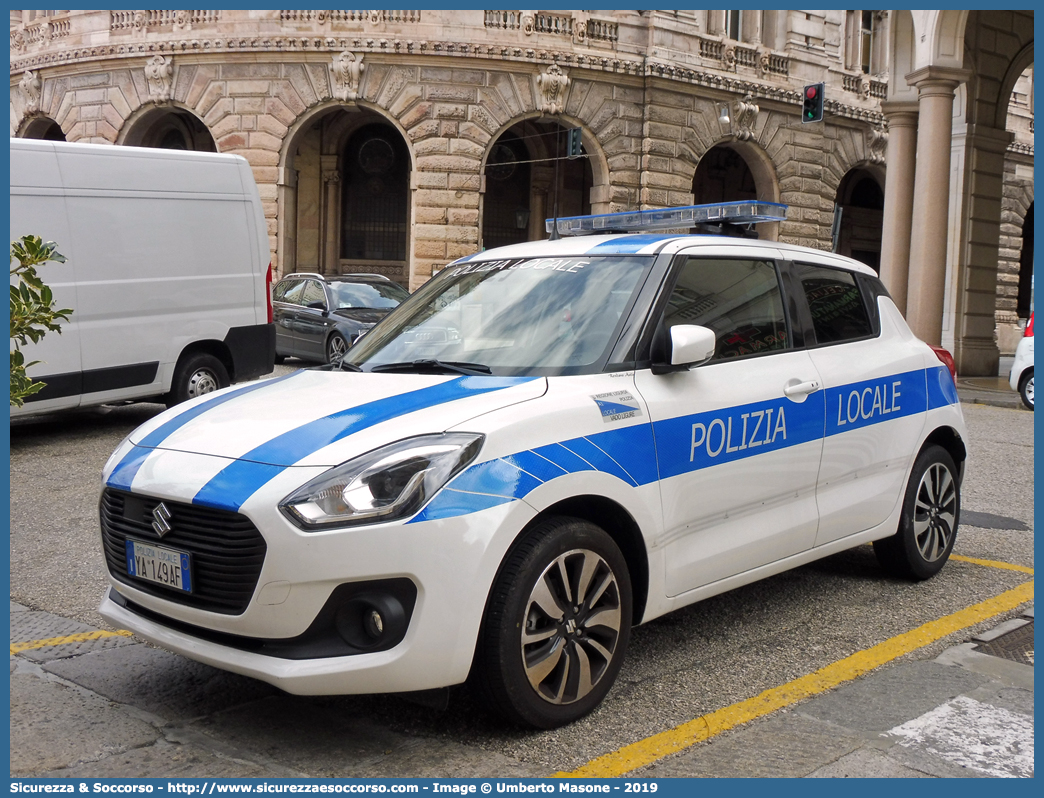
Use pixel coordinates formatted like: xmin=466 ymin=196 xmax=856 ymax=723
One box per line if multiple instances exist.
xmin=10 ymin=629 xmax=134 ymax=654
xmin=950 ymin=554 xmax=1033 ymax=574
xmin=557 ymin=580 xmax=1034 ymax=778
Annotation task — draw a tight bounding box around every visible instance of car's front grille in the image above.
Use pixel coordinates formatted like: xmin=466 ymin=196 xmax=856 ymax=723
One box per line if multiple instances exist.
xmin=100 ymin=488 xmax=267 ymax=615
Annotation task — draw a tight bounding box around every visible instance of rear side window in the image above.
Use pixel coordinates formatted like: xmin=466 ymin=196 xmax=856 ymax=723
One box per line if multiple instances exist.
xmin=798 ymin=264 xmax=873 ymax=344
xmin=277 ymin=280 xmax=306 ymax=305
xmin=301 ymin=280 xmax=328 ymax=308
xmin=664 ymin=258 xmax=789 ymax=362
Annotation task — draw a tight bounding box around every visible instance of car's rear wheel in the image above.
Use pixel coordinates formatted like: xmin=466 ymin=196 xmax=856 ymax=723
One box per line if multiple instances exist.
xmin=873 ymin=445 xmax=959 ymax=580
xmin=474 ymin=517 xmax=632 ymax=729
xmin=326 ymin=332 xmax=348 ymax=363
xmin=166 ymin=352 xmax=229 ymax=408
xmin=1019 ymin=369 xmax=1033 ymax=411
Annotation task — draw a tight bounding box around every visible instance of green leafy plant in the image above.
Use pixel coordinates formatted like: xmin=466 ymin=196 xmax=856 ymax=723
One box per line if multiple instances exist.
xmin=10 ymin=235 xmax=72 ymax=407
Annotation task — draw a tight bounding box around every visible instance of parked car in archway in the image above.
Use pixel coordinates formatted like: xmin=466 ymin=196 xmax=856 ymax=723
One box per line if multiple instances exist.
xmin=272 ymin=273 xmax=410 ymax=364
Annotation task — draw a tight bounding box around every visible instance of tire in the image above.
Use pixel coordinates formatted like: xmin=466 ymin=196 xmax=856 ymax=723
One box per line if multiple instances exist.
xmin=326 ymin=332 xmax=348 ymax=364
xmin=873 ymin=445 xmax=960 ymax=580
xmin=1019 ymin=369 xmax=1033 ymax=411
xmin=473 ymin=517 xmax=632 ymax=729
xmin=166 ymin=353 xmax=230 ymax=408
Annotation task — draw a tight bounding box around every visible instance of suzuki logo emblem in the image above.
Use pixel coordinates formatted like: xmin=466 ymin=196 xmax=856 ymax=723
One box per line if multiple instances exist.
xmin=151 ymin=503 xmax=173 ymax=538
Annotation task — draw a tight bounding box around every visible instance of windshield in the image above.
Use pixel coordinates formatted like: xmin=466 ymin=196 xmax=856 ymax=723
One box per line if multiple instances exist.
xmin=346 ymin=255 xmax=653 ymax=375
xmin=331 ymin=281 xmax=410 ymax=310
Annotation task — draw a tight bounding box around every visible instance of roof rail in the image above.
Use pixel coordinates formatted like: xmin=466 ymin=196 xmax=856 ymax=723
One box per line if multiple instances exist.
xmin=545 ymin=201 xmax=787 ymax=238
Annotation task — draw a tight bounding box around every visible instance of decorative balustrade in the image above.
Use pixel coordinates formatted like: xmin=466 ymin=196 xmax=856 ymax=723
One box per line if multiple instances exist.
xmin=110 ymin=10 xmax=221 ymax=32
xmin=586 ymin=18 xmax=618 ymax=44
xmin=532 ymin=12 xmax=573 ymax=37
xmin=484 ymin=10 xmax=521 ymax=31
xmin=279 ymin=10 xmax=421 ymax=26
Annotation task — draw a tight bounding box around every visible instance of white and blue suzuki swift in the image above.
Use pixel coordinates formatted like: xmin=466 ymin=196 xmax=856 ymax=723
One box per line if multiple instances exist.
xmin=99 ymin=202 xmax=967 ymax=728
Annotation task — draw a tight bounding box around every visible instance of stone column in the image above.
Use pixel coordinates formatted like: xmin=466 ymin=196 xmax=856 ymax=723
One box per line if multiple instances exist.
xmin=320 ymin=155 xmax=340 ymax=275
xmin=275 ymin=166 xmax=298 ymax=278
xmin=950 ymin=124 xmax=1013 ymax=376
xmin=877 ymin=101 xmax=918 ymax=314
xmin=903 ymin=66 xmax=968 ymax=346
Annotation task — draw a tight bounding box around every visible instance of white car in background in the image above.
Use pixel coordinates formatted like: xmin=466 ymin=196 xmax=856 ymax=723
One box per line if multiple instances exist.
xmin=97 ymin=202 xmax=968 ymax=729
xmin=1009 ymin=312 xmax=1034 ymax=410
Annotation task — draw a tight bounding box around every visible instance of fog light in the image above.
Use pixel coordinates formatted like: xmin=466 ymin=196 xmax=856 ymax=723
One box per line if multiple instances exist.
xmin=365 ymin=609 xmax=384 ymax=639
xmin=335 ymin=592 xmax=407 ymax=650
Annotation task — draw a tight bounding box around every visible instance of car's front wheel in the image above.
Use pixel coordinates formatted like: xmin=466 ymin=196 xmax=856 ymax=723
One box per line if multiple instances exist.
xmin=873 ymin=445 xmax=960 ymax=580
xmin=1019 ymin=368 xmax=1033 ymax=411
xmin=326 ymin=332 xmax=348 ymax=364
xmin=474 ymin=517 xmax=632 ymax=728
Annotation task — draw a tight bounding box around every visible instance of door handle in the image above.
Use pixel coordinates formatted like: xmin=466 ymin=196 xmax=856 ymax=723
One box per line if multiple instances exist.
xmin=783 ymin=379 xmax=821 ymax=398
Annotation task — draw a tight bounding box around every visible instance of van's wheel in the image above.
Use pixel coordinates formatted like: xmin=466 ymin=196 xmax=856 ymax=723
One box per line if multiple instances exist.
xmin=166 ymin=353 xmax=229 ymax=408
xmin=1019 ymin=369 xmax=1033 ymax=410
xmin=474 ymin=517 xmax=632 ymax=729
xmin=326 ymin=333 xmax=348 ymax=364
xmin=873 ymin=445 xmax=960 ymax=580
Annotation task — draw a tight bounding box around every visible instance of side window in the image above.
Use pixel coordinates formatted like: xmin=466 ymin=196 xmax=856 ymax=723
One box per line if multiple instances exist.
xmin=798 ymin=264 xmax=873 ymax=345
xmin=301 ymin=280 xmax=328 ymax=309
xmin=273 ymin=281 xmax=293 ymax=302
xmin=664 ymin=258 xmax=789 ymax=362
xmin=278 ymin=280 xmax=306 ymax=306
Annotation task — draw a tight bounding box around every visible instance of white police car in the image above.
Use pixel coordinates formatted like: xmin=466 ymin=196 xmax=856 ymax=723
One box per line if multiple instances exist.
xmin=99 ymin=202 xmax=967 ymax=729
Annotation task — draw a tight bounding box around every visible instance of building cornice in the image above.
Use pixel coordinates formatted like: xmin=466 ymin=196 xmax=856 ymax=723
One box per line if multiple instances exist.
xmin=11 ymin=35 xmax=886 ymax=126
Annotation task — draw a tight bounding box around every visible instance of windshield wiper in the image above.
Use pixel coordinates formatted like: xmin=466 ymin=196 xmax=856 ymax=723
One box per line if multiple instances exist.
xmin=314 ymin=359 xmax=362 ymax=372
xmin=369 ymin=359 xmax=492 ymax=376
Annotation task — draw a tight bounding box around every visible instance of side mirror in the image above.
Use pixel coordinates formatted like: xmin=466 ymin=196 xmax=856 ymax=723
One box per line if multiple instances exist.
xmin=669 ymin=324 xmax=716 ymax=368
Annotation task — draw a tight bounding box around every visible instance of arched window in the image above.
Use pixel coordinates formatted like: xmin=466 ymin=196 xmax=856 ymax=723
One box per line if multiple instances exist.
xmin=482 ymin=133 xmax=532 ymax=250
xmin=340 ymin=124 xmax=409 ymax=263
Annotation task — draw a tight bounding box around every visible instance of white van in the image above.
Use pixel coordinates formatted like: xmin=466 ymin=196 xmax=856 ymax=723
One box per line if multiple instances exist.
xmin=10 ymin=138 xmax=275 ymax=418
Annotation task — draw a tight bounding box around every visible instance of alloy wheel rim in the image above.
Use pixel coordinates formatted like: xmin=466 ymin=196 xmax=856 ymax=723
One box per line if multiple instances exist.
xmin=329 ymin=336 xmax=347 ymax=360
xmin=913 ymin=463 xmax=956 ymax=562
xmin=1026 ymin=376 xmax=1033 ymax=405
xmin=520 ymin=548 xmax=622 ymax=705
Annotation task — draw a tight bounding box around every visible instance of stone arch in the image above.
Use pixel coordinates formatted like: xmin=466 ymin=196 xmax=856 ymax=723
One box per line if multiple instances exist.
xmin=478 ymin=112 xmax=604 ymax=248
xmin=277 ymin=100 xmax=415 ymax=284
xmin=692 ymin=138 xmax=781 ymax=242
xmin=888 ymin=10 xmax=917 ymax=103
xmin=117 ymin=103 xmax=216 ymax=151
xmin=18 ymin=115 xmax=66 ymax=141
xmin=994 ymin=43 xmax=1034 ymax=129
xmin=834 ymin=167 xmax=885 ymax=271
xmin=930 ymin=10 xmax=970 ymax=69
xmin=996 ymin=178 xmax=1035 ymax=353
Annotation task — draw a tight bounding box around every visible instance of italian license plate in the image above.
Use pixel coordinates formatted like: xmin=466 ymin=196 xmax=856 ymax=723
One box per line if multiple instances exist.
xmin=125 ymin=539 xmax=192 ymax=592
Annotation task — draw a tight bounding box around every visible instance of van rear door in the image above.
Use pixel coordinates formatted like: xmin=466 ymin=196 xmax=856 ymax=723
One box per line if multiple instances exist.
xmin=10 ymin=140 xmax=83 ymax=412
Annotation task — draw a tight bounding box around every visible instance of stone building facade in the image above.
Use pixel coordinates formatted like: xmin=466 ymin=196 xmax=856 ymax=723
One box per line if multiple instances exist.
xmin=9 ymin=9 xmax=1035 ymax=374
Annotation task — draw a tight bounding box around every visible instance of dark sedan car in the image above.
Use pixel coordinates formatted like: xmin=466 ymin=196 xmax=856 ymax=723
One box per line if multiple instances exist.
xmin=272 ymin=273 xmax=410 ymax=364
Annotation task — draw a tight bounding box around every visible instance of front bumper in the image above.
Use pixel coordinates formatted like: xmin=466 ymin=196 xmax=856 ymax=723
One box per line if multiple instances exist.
xmin=99 ymin=495 xmax=537 ymax=694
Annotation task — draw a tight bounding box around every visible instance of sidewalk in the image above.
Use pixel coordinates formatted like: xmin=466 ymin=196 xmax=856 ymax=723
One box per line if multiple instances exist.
xmin=642 ymin=605 xmax=1034 ymax=778
xmin=956 ymin=375 xmax=1026 ymax=410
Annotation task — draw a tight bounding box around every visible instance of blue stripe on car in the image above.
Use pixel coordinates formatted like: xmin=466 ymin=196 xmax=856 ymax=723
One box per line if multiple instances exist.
xmin=106 ymin=372 xmax=301 ymax=492
xmin=410 ymin=366 xmax=948 ymax=523
xmin=926 ymin=364 xmax=960 ymax=409
xmin=589 ymin=235 xmax=674 ymax=254
xmin=192 ymin=376 xmax=536 ymax=511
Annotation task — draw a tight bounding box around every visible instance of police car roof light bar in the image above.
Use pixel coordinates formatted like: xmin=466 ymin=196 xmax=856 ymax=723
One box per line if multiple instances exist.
xmin=545 ymin=200 xmax=787 ymax=237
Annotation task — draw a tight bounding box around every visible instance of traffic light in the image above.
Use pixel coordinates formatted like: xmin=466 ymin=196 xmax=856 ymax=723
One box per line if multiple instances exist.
xmin=802 ymin=83 xmax=824 ymax=123
xmin=566 ymin=127 xmax=582 ymax=159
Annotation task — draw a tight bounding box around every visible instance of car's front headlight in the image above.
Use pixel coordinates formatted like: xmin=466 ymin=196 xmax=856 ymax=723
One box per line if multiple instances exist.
xmin=279 ymin=433 xmax=484 ymax=530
